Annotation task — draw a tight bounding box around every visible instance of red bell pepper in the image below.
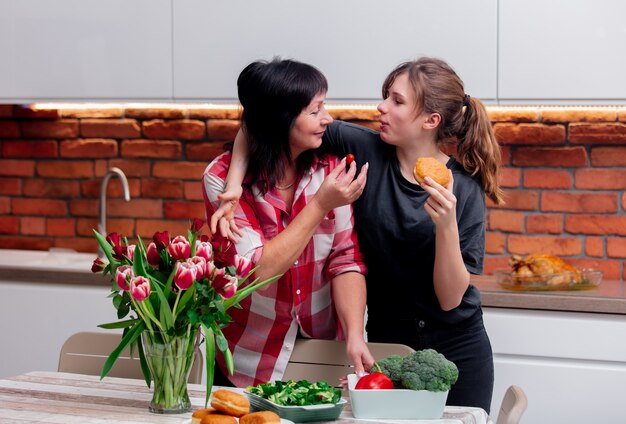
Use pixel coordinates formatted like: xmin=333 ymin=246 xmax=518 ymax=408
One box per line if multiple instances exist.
xmin=355 ymin=371 xmax=394 ymax=390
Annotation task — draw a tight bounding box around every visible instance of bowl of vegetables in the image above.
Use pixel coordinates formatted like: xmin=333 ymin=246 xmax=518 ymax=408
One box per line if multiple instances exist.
xmin=348 ymin=349 xmax=457 ymax=420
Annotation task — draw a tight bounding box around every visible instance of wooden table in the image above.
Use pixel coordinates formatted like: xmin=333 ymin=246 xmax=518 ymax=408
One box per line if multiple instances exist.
xmin=0 ymin=372 xmax=492 ymax=424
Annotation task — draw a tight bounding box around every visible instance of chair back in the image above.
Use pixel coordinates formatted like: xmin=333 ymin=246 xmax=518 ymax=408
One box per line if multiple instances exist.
xmin=496 ymin=385 xmax=528 ymax=424
xmin=282 ymin=339 xmax=414 ymax=384
xmin=58 ymin=331 xmax=203 ymax=384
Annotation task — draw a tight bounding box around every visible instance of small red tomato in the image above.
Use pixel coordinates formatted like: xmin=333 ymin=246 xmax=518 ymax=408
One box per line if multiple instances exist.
xmin=355 ymin=372 xmax=394 ymax=390
xmin=346 ymin=154 xmax=355 ymax=165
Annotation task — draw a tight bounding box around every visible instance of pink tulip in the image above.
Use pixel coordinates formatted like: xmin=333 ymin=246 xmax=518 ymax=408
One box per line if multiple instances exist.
xmin=187 ymin=256 xmax=206 ymax=279
xmin=130 ymin=276 xmax=150 ymax=301
xmin=146 ymin=242 xmax=160 ymax=267
xmin=126 ymin=245 xmax=136 ymax=261
xmin=174 ymin=261 xmax=196 ymax=290
xmin=195 ymin=240 xmax=213 ymax=261
xmin=233 ymin=255 xmax=253 ymax=278
xmin=168 ymin=235 xmax=190 ymax=261
xmin=211 ymin=268 xmax=238 ymax=299
xmin=115 ymin=265 xmax=134 ymax=291
xmin=204 ymin=259 xmax=216 ymax=279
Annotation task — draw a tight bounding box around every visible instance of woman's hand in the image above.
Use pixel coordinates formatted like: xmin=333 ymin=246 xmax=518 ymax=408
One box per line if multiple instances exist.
xmin=313 ymin=157 xmax=369 ymax=213
xmin=421 ymin=171 xmax=457 ymax=228
xmin=209 ymin=186 xmax=243 ymax=243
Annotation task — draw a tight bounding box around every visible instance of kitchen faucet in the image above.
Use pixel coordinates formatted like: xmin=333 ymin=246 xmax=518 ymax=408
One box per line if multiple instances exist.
xmin=98 ymin=167 xmax=130 ymax=238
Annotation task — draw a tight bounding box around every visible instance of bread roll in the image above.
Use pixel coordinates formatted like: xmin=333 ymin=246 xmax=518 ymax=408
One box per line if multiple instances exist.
xmin=199 ymin=414 xmax=237 ymax=424
xmin=240 ymin=411 xmax=281 ymax=424
xmin=413 ymin=157 xmax=450 ymax=186
xmin=210 ymin=389 xmax=250 ymax=417
xmin=192 ymin=408 xmax=217 ymax=424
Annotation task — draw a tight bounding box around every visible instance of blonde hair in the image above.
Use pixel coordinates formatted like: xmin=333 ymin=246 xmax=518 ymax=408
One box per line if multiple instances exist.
xmin=382 ymin=57 xmax=504 ymax=204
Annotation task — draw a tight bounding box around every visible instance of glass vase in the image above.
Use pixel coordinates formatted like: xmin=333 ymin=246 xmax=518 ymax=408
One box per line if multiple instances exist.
xmin=141 ymin=328 xmax=197 ymax=414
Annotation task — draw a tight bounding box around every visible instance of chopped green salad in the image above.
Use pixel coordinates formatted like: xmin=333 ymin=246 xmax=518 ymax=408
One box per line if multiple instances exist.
xmin=246 ymin=380 xmax=342 ymax=406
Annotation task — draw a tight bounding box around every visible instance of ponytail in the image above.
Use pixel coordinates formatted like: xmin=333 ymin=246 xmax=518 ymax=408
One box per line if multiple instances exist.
xmin=458 ymin=96 xmax=504 ymax=205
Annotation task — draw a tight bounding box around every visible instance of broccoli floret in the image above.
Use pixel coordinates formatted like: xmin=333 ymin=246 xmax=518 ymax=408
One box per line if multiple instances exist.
xmin=377 ymin=354 xmax=404 ymax=384
xmin=400 ymin=349 xmax=459 ymax=392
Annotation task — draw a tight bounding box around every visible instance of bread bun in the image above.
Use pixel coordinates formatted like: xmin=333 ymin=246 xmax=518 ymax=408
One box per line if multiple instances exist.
xmin=192 ymin=408 xmax=217 ymax=424
xmin=413 ymin=157 xmax=450 ymax=186
xmin=199 ymin=414 xmax=238 ymax=424
xmin=210 ymin=389 xmax=250 ymax=417
xmin=240 ymin=411 xmax=281 ymax=424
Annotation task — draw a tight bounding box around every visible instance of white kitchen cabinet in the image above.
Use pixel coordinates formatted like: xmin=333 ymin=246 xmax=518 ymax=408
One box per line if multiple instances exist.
xmin=483 ymin=308 xmax=625 ymax=423
xmin=173 ymin=0 xmax=498 ymax=103
xmin=0 ymin=0 xmax=172 ymax=102
xmin=499 ymin=0 xmax=626 ymax=103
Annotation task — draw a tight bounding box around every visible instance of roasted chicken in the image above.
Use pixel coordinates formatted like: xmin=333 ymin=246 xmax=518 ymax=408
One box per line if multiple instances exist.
xmin=509 ymin=254 xmax=582 ymax=286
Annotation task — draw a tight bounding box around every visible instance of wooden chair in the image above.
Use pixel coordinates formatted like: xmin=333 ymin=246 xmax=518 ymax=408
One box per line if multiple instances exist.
xmin=496 ymin=385 xmax=528 ymax=424
xmin=58 ymin=331 xmax=203 ymax=384
xmin=282 ymin=339 xmax=414 ymax=384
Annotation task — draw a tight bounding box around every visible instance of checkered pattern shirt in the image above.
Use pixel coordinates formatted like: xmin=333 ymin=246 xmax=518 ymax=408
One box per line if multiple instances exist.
xmin=202 ymin=151 xmax=366 ymax=387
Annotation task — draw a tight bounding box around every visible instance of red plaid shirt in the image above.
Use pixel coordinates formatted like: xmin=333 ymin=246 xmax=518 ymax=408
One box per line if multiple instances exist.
xmin=202 ymin=152 xmax=366 ymax=387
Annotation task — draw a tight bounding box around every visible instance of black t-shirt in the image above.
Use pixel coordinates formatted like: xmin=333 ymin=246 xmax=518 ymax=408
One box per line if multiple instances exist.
xmin=323 ymin=120 xmax=485 ymax=327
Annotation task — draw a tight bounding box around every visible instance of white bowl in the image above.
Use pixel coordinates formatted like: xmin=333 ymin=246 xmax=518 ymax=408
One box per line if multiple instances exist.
xmin=347 ymin=374 xmax=448 ymax=420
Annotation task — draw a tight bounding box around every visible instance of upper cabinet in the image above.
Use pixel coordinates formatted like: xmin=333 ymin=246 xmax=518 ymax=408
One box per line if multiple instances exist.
xmin=173 ymin=0 xmax=498 ymax=103
xmin=0 ymin=0 xmax=172 ymax=102
xmin=498 ymin=0 xmax=626 ymax=103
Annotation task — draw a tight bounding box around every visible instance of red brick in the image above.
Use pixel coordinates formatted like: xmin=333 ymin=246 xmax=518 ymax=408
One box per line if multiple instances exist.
xmin=60 ymin=107 xmax=123 ymax=119
xmin=81 ymin=119 xmax=141 ymax=138
xmin=485 ymin=232 xmax=506 ymax=254
xmin=565 ymin=215 xmax=626 ymax=236
xmin=184 ymin=181 xmax=204 ymax=200
xmin=12 ymin=198 xmax=67 ymax=216
xmin=585 ymin=237 xmax=604 ymax=257
xmin=13 ymin=106 xmax=59 ymax=119
xmin=125 ymin=107 xmax=186 ymax=119
xmin=164 ymin=201 xmax=205 ymax=220
xmin=2 ymin=140 xmax=58 ymax=157
xmin=76 ymin=218 xmax=134 ymax=237
xmin=541 ymin=192 xmax=617 ymax=213
xmin=512 ymin=147 xmax=588 ymax=167
xmin=0 ymin=159 xmax=35 ymax=177
xmin=590 ymin=147 xmax=626 ymax=166
xmin=526 ymin=215 xmax=563 ymax=234
xmin=0 ymin=216 xmax=19 ymax=234
xmin=484 ymin=256 xmax=511 ymax=274
xmin=70 ymin=199 xmax=98 ymax=217
xmin=0 ymin=197 xmax=8 ymax=214
xmin=20 ymin=217 xmax=46 ymax=235
xmin=0 ymin=178 xmax=21 ymax=195
xmin=567 ymin=258 xmax=621 ymax=280
xmin=107 ymin=159 xmax=151 ymax=177
xmin=37 ymin=161 xmax=94 ymax=178
xmin=523 ymin=170 xmax=572 ymax=189
xmin=488 ymin=107 xmax=539 ymax=123
xmin=80 ymin=178 xmax=141 ymax=198
xmin=207 ymin=119 xmax=240 ymax=140
xmin=499 ymin=168 xmax=521 ymax=188
xmin=575 ymin=169 xmax=626 ymax=190
xmin=141 ymin=179 xmax=184 ymax=198
xmin=143 ymin=120 xmax=205 ymax=140
xmin=500 ymin=146 xmax=511 ymax=165
xmin=0 ymin=105 xmax=14 ymax=117
xmin=121 ymin=139 xmax=182 ymax=159
xmin=94 ymin=159 xmax=109 ymax=177
xmin=488 ymin=210 xmax=525 ymax=232
xmin=541 ymin=108 xmax=617 ymax=123
xmin=136 ymin=219 xmax=195 ymax=239
xmin=21 ymin=120 xmax=79 ymax=138
xmin=0 ymin=120 xmax=20 ymax=138
xmin=0 ymin=235 xmax=53 ymax=250
xmin=507 ymin=235 xmax=582 ymax=256
xmin=569 ymin=123 xmax=626 ymax=144
xmin=187 ymin=106 xmax=241 ymax=120
xmin=487 ymin=190 xmax=538 ymax=211
xmin=52 ymin=237 xmax=99 ymax=253
xmin=152 ymin=161 xmax=207 ymax=180
xmin=23 ymin=179 xmax=80 ymax=198
xmin=107 ymin=199 xmax=162 ymax=218
xmin=46 ymin=218 xmax=76 ymax=236
xmin=494 ymin=123 xmax=565 ymax=145
xmin=327 ymin=107 xmax=379 ymax=121
xmin=186 ymin=141 xmax=229 ymax=161
xmin=60 ymin=139 xmax=118 ymax=158
xmin=623 ymin=193 xmax=626 ymax=210
xmin=607 ymin=238 xmax=626 ymax=258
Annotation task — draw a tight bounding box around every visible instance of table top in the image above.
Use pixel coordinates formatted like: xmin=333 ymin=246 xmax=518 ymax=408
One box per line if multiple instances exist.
xmin=0 ymin=371 xmax=491 ymax=424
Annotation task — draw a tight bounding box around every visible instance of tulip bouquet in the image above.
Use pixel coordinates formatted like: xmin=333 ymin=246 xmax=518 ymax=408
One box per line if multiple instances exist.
xmin=91 ymin=218 xmax=278 ymax=412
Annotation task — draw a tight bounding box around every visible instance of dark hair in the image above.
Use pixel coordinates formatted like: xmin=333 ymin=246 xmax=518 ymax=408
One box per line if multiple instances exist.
xmin=382 ymin=57 xmax=504 ymax=204
xmin=237 ymin=58 xmax=328 ymax=194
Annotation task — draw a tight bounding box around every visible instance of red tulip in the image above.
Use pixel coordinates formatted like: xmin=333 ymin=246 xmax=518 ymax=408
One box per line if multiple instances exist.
xmin=191 ymin=217 xmax=204 ymax=233
xmin=146 ymin=242 xmax=160 ymax=267
xmin=91 ymin=258 xmax=105 ymax=273
xmin=153 ymin=231 xmax=170 ymax=250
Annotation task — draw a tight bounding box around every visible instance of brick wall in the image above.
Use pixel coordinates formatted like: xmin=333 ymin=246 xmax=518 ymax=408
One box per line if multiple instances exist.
xmin=0 ymin=104 xmax=625 ymax=281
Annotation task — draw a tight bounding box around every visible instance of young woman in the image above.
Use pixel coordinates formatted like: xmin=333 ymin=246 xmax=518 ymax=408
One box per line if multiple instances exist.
xmin=202 ymin=58 xmax=373 ymax=387
xmin=214 ymin=57 xmax=502 ymax=412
